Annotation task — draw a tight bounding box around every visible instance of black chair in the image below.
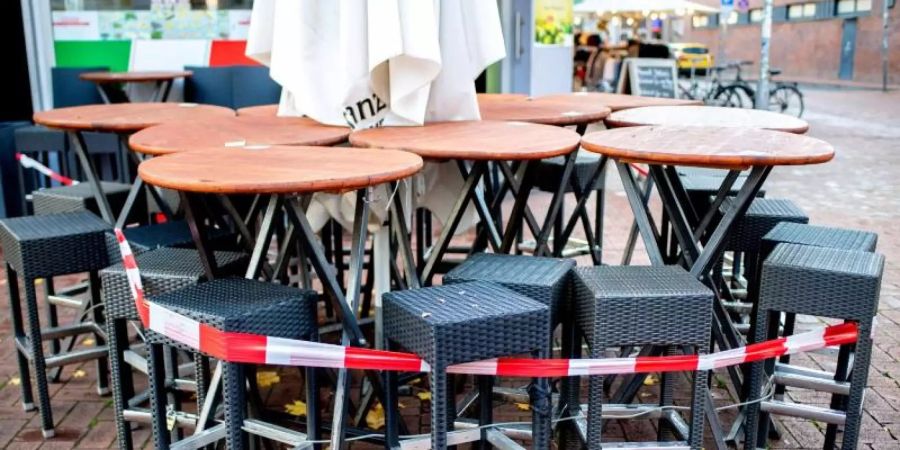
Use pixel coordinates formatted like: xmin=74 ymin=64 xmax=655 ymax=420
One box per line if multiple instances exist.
xmin=184 ymin=65 xmax=281 ymax=109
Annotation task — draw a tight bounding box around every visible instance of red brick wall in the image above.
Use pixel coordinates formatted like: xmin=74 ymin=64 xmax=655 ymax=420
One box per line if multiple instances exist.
xmin=682 ymin=0 xmax=900 ymax=84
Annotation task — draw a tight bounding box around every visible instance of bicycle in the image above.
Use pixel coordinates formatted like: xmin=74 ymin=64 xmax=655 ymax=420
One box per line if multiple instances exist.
xmin=678 ymin=61 xmax=756 ymax=108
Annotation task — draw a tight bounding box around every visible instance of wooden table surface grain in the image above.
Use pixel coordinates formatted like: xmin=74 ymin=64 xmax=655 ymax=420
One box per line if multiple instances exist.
xmin=536 ymin=92 xmax=702 ymax=112
xmin=580 ymin=125 xmax=834 ymax=169
xmin=33 ymin=103 xmax=235 ymax=133
xmin=129 ymin=116 xmax=350 ymax=155
xmin=605 ymin=105 xmax=809 ymax=134
xmin=138 ymin=145 xmax=423 ymax=194
xmin=349 ymin=120 xmax=581 ymax=161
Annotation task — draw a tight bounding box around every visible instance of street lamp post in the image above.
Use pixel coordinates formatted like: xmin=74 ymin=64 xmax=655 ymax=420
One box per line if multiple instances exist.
xmin=883 ymin=0 xmax=891 ymax=91
xmin=755 ymin=0 xmax=773 ymax=109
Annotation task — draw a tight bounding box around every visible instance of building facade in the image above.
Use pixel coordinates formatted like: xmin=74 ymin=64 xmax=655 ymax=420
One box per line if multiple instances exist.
xmin=684 ymin=0 xmax=899 ymax=85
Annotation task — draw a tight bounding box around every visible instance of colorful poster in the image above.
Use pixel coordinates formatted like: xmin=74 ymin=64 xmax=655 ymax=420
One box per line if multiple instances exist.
xmin=534 ymin=0 xmax=573 ymax=46
xmin=51 ymin=11 xmax=100 ymax=40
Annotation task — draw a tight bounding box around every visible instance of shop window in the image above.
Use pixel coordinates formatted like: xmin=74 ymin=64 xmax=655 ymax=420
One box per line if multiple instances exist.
xmin=726 ymin=11 xmax=739 ymax=25
xmin=692 ymin=14 xmax=709 ymax=28
xmin=837 ymin=0 xmax=872 ymax=14
xmin=51 ymin=0 xmax=253 ymax=11
xmin=788 ymin=2 xmax=817 ymax=19
xmin=750 ymin=8 xmax=764 ymax=22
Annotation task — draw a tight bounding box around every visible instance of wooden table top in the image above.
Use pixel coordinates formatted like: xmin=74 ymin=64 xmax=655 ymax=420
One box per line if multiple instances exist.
xmin=349 ymin=120 xmax=581 ymax=161
xmin=580 ymin=125 xmax=834 ymax=169
xmin=138 ymin=145 xmax=424 ymax=195
xmin=479 ymin=96 xmax=611 ymax=126
xmin=536 ymin=92 xmax=702 ymax=112
xmin=129 ymin=116 xmax=350 ymax=155
xmin=33 ymin=103 xmax=236 ymax=133
xmin=605 ymin=106 xmax=809 ymax=134
xmin=80 ymin=71 xmax=193 ymax=83
xmin=236 ymin=104 xmax=280 ymax=117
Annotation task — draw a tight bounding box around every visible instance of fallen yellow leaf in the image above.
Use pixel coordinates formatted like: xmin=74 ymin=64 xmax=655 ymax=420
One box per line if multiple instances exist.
xmin=366 ymin=402 xmax=385 ymax=430
xmin=284 ymin=400 xmax=307 ymax=417
xmin=82 ymin=338 xmax=95 ymax=346
xmin=9 ymin=377 xmax=21 ymax=386
xmin=416 ymin=391 xmax=432 ymax=401
xmin=72 ymin=369 xmax=86 ymax=379
xmin=256 ymin=371 xmax=281 ymax=388
xmin=515 ymin=402 xmax=531 ymax=411
xmin=643 ymin=374 xmax=659 ymax=386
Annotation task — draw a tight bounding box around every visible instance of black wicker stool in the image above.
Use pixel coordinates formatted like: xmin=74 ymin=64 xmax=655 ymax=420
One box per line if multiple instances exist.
xmin=32 ymin=181 xmax=146 ymax=224
xmin=383 ymin=281 xmax=551 ymax=450
xmin=0 ymin=211 xmax=112 ymax=437
xmin=444 ymin=252 xmax=575 ymax=325
xmin=526 ymin=152 xmax=607 ymax=262
xmin=101 ymin=247 xmax=248 ymax=449
xmin=105 ymin=220 xmax=235 ymax=261
xmin=144 ymin=278 xmax=319 ymax=450
xmin=744 ymin=244 xmax=883 ymax=450
xmin=570 ymin=266 xmax=713 ymax=450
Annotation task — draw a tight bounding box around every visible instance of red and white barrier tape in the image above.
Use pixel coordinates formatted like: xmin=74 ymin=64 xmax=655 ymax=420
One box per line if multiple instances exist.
xmin=16 ymin=153 xmax=78 ymax=186
xmin=114 ymin=229 xmax=859 ymax=377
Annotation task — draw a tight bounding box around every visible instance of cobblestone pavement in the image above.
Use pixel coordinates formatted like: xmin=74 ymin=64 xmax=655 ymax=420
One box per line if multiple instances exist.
xmin=0 ymin=87 xmax=898 ymax=448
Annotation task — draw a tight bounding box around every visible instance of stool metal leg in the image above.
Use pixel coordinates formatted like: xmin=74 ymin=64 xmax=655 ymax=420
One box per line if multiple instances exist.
xmin=108 ymin=318 xmax=134 ymax=450
xmin=88 ymin=271 xmax=110 ymax=396
xmin=7 ymin=265 xmax=36 ymax=412
xmin=24 ymin=277 xmax=55 ymax=437
xmin=223 ymin=362 xmax=248 ymax=450
xmin=148 ymin=343 xmax=171 ymax=450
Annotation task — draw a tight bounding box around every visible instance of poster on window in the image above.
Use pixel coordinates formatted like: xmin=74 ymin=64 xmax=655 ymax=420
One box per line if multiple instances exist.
xmin=534 ymin=0 xmax=573 ymax=46
xmin=52 ymin=11 xmax=100 ymax=40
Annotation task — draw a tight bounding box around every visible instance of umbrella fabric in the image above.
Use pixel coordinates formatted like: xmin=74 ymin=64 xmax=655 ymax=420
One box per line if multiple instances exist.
xmin=247 ymin=0 xmax=505 ymax=232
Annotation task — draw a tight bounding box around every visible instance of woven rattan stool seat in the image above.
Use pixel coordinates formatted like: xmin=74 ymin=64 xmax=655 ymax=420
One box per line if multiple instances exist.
xmin=443 ymin=253 xmax=574 ymax=322
xmin=760 ymin=244 xmax=883 ymax=320
xmin=32 ymin=182 xmax=144 ymax=221
xmin=384 ymin=281 xmax=551 ymax=450
xmin=101 ymin=248 xmax=248 ymax=320
xmin=763 ymin=223 xmax=877 ymax=254
xmin=148 ymin=278 xmax=317 ymax=339
xmin=721 ymin=197 xmax=808 ymax=253
xmin=573 ymin=265 xmax=713 ymax=347
xmin=0 ymin=211 xmax=111 ymax=276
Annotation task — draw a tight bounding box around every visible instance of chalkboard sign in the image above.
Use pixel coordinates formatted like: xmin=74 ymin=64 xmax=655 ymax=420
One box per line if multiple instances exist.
xmin=616 ymin=58 xmax=678 ymax=98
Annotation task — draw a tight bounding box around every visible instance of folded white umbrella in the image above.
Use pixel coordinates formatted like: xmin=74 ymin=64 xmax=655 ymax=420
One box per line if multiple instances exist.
xmin=247 ymin=0 xmax=506 ymax=232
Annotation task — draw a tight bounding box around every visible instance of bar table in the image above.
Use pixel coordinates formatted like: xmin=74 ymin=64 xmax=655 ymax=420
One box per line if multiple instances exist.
xmin=80 ymin=70 xmax=193 ymax=103
xmin=32 ymin=103 xmax=234 ymax=224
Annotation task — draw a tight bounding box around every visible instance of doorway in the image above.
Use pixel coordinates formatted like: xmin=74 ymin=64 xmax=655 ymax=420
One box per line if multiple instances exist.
xmin=839 ymin=18 xmax=857 ymax=80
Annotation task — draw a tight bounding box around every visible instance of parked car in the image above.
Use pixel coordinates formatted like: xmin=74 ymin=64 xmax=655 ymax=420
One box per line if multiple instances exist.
xmin=669 ymin=42 xmax=713 ymax=75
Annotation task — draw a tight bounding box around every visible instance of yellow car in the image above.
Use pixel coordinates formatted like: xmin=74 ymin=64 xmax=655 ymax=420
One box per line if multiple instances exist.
xmin=669 ymin=43 xmax=713 ymax=74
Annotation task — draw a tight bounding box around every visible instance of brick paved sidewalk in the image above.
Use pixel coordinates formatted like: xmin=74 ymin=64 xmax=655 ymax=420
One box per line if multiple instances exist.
xmin=0 ymin=88 xmax=898 ymax=448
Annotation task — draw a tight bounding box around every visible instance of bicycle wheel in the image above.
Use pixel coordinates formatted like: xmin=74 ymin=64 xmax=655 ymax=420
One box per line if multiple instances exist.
xmin=768 ymin=85 xmax=804 ymax=117
xmin=711 ymin=85 xmax=753 ymax=108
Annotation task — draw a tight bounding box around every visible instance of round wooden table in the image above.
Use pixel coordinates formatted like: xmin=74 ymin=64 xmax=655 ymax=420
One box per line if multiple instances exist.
xmin=32 ymin=103 xmax=235 ymax=223
xmin=236 ymin=104 xmax=279 ymax=117
xmin=476 ymin=93 xmax=529 ymax=102
xmin=129 ymin=116 xmax=350 ymax=155
xmin=479 ymin=96 xmax=611 ymax=129
xmin=580 ymin=125 xmax=833 ymax=271
xmin=536 ymin=92 xmax=702 ymax=111
xmin=604 ymin=105 xmax=810 ymax=134
xmin=80 ymin=70 xmax=193 ymax=103
xmin=351 ymin=120 xmax=581 ymax=283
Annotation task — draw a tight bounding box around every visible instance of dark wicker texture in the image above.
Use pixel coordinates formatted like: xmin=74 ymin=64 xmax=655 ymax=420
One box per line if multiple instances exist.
xmin=572 ymin=265 xmax=713 ymax=450
xmin=31 ymin=181 xmax=146 ymax=223
xmin=532 ymin=153 xmax=606 ymax=193
xmin=762 ymin=222 xmax=878 ymax=256
xmin=384 ymin=281 xmax=551 ymax=450
xmin=0 ymin=211 xmax=111 ymax=277
xmin=143 ymin=279 xmax=318 ymax=450
xmin=679 ymin=172 xmax=764 ymax=217
xmin=744 ymin=243 xmax=884 ymax=450
xmin=721 ymin=197 xmax=808 ymax=253
xmin=104 ymin=220 xmax=234 ymax=261
xmin=443 ymin=253 xmax=575 ymax=324
xmin=101 ymin=247 xmax=248 ymax=320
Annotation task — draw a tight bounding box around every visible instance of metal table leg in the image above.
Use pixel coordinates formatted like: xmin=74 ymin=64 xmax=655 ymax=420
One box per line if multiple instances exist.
xmin=68 ymin=131 xmax=115 ymax=223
